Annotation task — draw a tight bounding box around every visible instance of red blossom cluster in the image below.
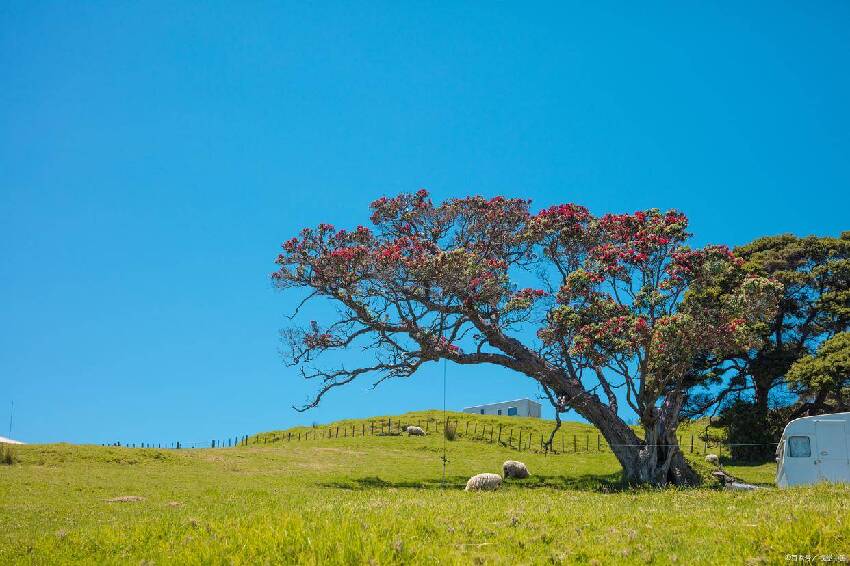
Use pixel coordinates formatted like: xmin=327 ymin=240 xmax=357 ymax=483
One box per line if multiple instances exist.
xmin=583 ymin=209 xmax=689 ymax=279
xmin=370 ymin=189 xmax=433 ymax=226
xmin=525 ymin=203 xmax=590 ymax=239
xmin=283 ymin=237 xmax=300 ymax=252
xmin=467 ymin=272 xmax=496 ymax=291
xmin=374 ymin=236 xmax=436 ymax=266
xmin=435 ymin=336 xmax=462 ymax=354
xmin=514 ymin=287 xmax=547 ymax=299
xmin=329 ymin=245 xmax=368 ymax=262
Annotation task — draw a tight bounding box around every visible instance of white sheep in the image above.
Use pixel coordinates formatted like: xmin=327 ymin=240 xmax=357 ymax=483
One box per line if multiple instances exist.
xmin=406 ymin=426 xmax=425 ymax=436
xmin=705 ymin=454 xmax=720 ymax=466
xmin=464 ymin=473 xmax=502 ymax=491
xmin=503 ymin=460 xmax=530 ymax=479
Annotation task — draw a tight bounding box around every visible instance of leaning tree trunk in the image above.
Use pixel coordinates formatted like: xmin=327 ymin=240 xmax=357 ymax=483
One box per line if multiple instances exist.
xmin=577 ymin=393 xmax=701 ymax=487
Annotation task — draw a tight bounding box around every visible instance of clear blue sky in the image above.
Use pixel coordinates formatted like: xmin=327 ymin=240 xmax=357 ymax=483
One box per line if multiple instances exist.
xmin=2 ymin=2 xmax=848 ymax=444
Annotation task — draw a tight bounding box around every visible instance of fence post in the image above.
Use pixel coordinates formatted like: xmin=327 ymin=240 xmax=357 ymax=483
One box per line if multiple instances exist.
xmin=597 ymin=434 xmax=600 ymax=451
xmin=690 ymin=434 xmax=694 ymax=453
xmin=212 ymin=440 xmax=215 ymax=448
xmin=518 ymin=429 xmax=523 ymax=450
xmin=465 ymin=421 xmax=469 ymax=435
xmin=573 ymin=434 xmax=577 ymax=452
xmin=498 ymin=425 xmax=502 ymax=443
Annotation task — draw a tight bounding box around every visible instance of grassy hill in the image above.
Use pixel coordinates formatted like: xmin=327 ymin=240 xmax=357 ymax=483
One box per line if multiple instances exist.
xmin=1 ymin=411 xmax=848 ymax=564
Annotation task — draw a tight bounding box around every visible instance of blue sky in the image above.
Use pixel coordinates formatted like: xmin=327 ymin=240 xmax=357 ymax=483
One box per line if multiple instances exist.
xmin=1 ymin=2 xmax=848 ymax=444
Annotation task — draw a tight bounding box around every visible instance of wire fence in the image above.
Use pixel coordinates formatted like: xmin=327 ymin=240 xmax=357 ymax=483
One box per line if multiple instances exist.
xmin=102 ymin=417 xmax=778 ymax=457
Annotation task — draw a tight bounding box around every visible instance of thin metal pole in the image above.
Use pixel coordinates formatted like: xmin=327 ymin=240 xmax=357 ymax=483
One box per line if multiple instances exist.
xmin=442 ymin=358 xmax=447 ymax=487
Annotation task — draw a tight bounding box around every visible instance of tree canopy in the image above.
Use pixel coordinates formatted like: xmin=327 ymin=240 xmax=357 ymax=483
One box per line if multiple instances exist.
xmin=687 ymin=233 xmax=850 ymax=420
xmin=273 ymin=191 xmax=781 ymax=485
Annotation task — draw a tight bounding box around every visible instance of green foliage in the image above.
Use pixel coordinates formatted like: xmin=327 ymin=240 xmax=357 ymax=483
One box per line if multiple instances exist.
xmin=718 ymin=401 xmax=794 ymax=462
xmin=0 ymin=444 xmax=15 ymax=466
xmin=787 ymin=332 xmax=850 ymax=411
xmin=689 ymin=233 xmax=850 ymax=425
xmin=736 ymin=234 xmax=850 ymax=396
xmin=443 ymin=421 xmax=457 ymax=441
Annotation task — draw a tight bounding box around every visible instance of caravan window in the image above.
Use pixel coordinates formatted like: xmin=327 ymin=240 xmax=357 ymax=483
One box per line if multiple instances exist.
xmin=507 ymin=407 xmax=518 ymax=416
xmin=788 ymin=436 xmax=811 ymax=458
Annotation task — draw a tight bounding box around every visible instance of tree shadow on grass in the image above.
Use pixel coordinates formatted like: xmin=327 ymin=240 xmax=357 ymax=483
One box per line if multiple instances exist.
xmin=320 ymin=475 xmax=469 ymax=491
xmin=319 ymin=471 xmax=629 ymax=493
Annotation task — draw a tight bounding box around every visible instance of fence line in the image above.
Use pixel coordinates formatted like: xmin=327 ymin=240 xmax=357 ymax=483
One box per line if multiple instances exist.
xmin=102 ymin=418 xmax=777 ymax=456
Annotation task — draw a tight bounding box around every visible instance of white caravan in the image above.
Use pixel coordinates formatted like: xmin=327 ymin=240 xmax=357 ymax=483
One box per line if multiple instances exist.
xmin=776 ymin=412 xmax=850 ymax=487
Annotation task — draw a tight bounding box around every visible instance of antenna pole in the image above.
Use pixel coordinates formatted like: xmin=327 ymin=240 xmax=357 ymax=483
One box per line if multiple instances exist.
xmin=442 ymin=358 xmax=447 ymax=487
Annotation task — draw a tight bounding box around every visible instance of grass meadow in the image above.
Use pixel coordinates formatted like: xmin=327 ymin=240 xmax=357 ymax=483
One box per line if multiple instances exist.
xmin=1 ymin=411 xmax=848 ymax=565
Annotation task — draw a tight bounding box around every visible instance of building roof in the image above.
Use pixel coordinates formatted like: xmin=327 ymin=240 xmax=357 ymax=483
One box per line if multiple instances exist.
xmin=462 ymin=398 xmax=542 ymax=409
xmin=0 ymin=436 xmax=24 ymax=445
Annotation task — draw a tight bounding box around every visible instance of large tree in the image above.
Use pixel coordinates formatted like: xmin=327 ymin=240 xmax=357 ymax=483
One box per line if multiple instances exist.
xmin=273 ymin=191 xmax=780 ymax=486
xmin=686 ymin=234 xmax=850 ymax=423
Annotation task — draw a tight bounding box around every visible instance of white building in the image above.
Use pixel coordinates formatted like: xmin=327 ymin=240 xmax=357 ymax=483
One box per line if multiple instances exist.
xmin=0 ymin=436 xmax=24 ymax=445
xmin=776 ymin=412 xmax=850 ymax=487
xmin=462 ymin=398 xmax=542 ymax=418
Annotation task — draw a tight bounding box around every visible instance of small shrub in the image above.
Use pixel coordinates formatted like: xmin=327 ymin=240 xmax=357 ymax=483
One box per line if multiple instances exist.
xmin=444 ymin=423 xmax=457 ymax=441
xmin=719 ymin=400 xmax=790 ymax=462
xmin=0 ymin=443 xmax=16 ymax=465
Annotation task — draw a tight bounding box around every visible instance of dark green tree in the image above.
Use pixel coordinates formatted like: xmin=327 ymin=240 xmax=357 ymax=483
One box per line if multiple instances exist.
xmin=786 ymin=332 xmax=850 ymax=415
xmin=686 ymin=233 xmax=850 ymax=459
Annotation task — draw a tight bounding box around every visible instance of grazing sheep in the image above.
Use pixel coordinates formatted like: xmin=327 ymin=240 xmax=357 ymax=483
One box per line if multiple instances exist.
xmin=465 ymin=473 xmax=502 ymax=491
xmin=406 ymin=426 xmax=425 ymax=436
xmin=503 ymin=460 xmax=530 ymax=479
xmin=705 ymin=454 xmax=720 ymax=466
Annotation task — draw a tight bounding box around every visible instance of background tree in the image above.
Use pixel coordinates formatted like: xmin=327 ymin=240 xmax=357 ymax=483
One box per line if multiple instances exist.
xmin=786 ymin=332 xmax=850 ymax=415
xmin=685 ymin=233 xmax=850 ymax=459
xmin=273 ymin=191 xmax=780 ymax=486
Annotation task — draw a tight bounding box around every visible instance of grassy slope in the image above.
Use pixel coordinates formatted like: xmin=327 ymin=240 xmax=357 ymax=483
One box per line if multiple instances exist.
xmin=0 ymin=411 xmax=847 ymax=565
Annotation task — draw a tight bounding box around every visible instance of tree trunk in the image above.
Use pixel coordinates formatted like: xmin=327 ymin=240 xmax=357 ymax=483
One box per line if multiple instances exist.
xmin=574 ymin=394 xmax=701 ymax=487
xmin=753 ymin=376 xmax=771 ymax=420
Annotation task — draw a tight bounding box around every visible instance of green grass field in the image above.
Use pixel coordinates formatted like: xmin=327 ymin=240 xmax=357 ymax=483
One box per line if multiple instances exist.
xmin=1 ymin=411 xmax=848 ymax=565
